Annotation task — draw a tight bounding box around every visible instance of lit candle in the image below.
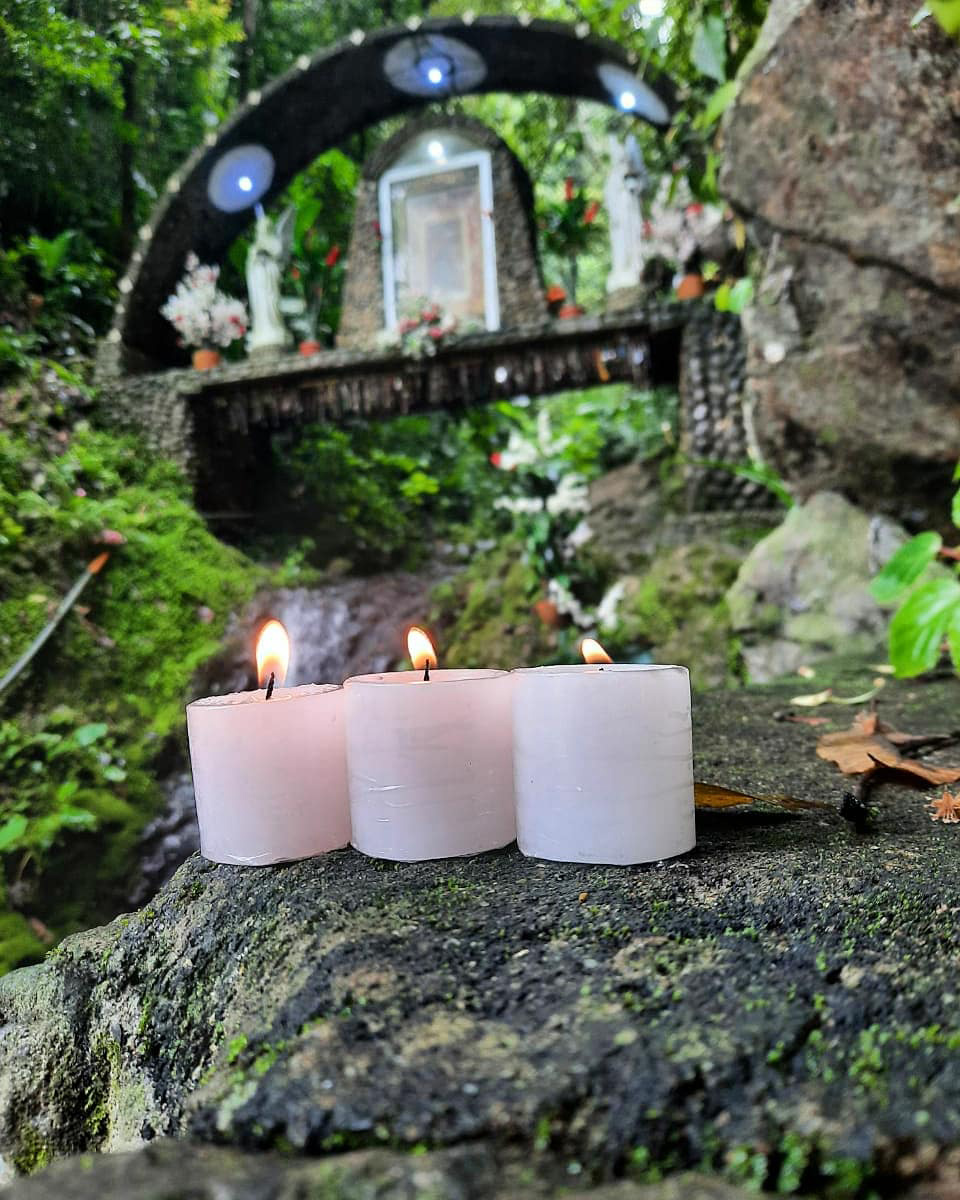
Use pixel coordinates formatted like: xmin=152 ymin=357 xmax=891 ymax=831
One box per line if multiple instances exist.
xmin=512 ymin=639 xmax=695 ymax=864
xmin=186 ymin=619 xmax=351 ymax=865
xmin=344 ymin=626 xmax=515 ymax=862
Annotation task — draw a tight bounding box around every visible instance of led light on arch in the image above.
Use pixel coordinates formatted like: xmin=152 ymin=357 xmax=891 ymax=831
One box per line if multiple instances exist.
xmin=619 ymin=90 xmax=637 ymax=111
xmin=427 ymin=139 xmax=445 ymax=160
xmin=238 ymin=175 xmax=253 ymax=192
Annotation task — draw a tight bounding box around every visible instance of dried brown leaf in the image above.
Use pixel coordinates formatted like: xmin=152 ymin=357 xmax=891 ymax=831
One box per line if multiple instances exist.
xmin=694 ymin=782 xmax=829 ymax=812
xmin=816 ymin=714 xmax=960 ymax=785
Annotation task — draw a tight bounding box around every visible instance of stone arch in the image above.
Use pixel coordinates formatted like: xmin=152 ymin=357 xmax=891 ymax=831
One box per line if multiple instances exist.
xmin=108 ymin=15 xmax=674 ymax=371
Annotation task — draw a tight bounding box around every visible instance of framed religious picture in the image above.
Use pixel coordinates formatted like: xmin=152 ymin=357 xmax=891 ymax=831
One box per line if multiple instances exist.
xmin=378 ymin=145 xmax=500 ymax=333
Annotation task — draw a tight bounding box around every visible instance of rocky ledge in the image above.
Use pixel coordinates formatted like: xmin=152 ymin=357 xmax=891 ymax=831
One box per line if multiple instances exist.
xmin=4 ymin=664 xmax=960 ymax=1198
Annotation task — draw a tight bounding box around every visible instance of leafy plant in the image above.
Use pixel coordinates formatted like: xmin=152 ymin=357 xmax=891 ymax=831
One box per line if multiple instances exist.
xmin=538 ymin=177 xmax=603 ymax=304
xmin=869 ymin=466 xmax=960 ymax=676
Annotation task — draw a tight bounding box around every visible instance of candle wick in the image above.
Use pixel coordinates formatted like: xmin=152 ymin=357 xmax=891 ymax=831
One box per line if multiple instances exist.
xmin=265 ymin=671 xmax=276 ymax=701
xmin=423 ymin=660 xmax=431 ymax=682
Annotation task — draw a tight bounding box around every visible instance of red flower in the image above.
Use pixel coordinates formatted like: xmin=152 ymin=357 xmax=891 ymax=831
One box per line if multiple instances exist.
xmin=564 ymin=177 xmax=575 ymax=202
xmin=685 ymin=203 xmax=704 ymax=217
xmin=325 ymin=245 xmax=341 ymax=267
xmin=98 ymin=529 xmax=126 ymax=546
xmin=427 ymin=326 xmax=444 ymax=340
xmin=584 ymin=201 xmax=600 ymax=224
xmin=290 ymin=266 xmax=301 ymax=280
xmin=489 ymin=451 xmax=502 ymax=467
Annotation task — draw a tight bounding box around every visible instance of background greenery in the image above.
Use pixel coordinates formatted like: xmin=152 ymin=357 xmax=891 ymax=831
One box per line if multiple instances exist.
xmin=0 ymin=0 xmax=779 ymax=972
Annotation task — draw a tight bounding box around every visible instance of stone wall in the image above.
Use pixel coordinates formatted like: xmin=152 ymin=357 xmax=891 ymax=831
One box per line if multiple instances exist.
xmin=720 ymin=0 xmax=960 ymax=526
xmin=338 ymin=113 xmax=546 ymax=349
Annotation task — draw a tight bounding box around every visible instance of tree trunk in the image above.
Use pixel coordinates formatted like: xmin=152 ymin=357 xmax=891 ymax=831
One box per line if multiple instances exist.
xmin=237 ymin=0 xmax=259 ymax=96
xmin=118 ymin=55 xmax=138 ymax=261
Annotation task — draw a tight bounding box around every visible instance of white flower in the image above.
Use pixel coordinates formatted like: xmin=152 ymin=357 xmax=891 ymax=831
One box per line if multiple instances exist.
xmin=160 ymin=254 xmax=247 ymax=349
xmin=596 ymin=579 xmax=628 ymax=629
xmin=546 ymin=474 xmax=590 ymax=516
xmin=565 ymin=519 xmax=594 ymax=552
xmin=494 ymin=496 xmax=544 ymax=515
xmin=547 ymin=578 xmax=593 ymax=628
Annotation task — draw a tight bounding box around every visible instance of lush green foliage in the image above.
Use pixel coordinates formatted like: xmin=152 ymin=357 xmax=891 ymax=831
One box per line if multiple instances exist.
xmin=0 ymin=380 xmax=258 ymax=970
xmin=267 ymin=384 xmax=677 ymax=573
xmin=869 ymin=467 xmax=960 ymax=677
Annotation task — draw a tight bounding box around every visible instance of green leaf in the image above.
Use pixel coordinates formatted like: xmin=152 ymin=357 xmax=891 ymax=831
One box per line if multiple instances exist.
xmin=0 ymin=814 xmax=28 ymax=853
xmin=928 ymin=0 xmax=960 ymax=34
xmin=698 ymin=80 xmax=737 ymax=129
xmin=692 ymin=15 xmax=728 ymax=84
xmin=73 ymin=722 xmax=108 ymax=747
xmin=102 ymin=764 xmax=127 ymax=783
xmin=869 ymin=531 xmax=942 ymax=605
xmin=911 ymin=3 xmax=932 ymax=24
xmin=948 ymin=608 xmax=960 ymax=673
xmin=889 ymin=577 xmax=960 ymax=677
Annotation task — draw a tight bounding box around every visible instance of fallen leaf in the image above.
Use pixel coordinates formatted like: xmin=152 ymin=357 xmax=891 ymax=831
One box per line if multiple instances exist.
xmin=797 ymin=665 xmax=816 ymax=679
xmin=783 ymin=715 xmax=829 ymax=727
xmin=790 ymin=688 xmax=833 ymax=707
xmin=831 ymin=686 xmax=883 ymax=705
xmin=817 ymin=713 xmax=960 ymax=785
xmin=694 ymin=782 xmax=829 ymax=812
xmin=871 ymin=664 xmax=896 ymax=675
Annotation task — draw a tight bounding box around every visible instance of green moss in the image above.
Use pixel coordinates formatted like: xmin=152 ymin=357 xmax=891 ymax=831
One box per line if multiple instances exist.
xmin=600 ymin=541 xmax=746 ymax=689
xmin=0 ymin=909 xmax=47 ymax=974
xmin=430 ymin=538 xmax=561 ymax=669
xmin=11 ymin=1123 xmax=52 ymax=1175
xmin=0 ymin=420 xmax=261 ymax=970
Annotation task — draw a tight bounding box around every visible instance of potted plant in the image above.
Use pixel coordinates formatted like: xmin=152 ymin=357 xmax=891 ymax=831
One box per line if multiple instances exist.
xmin=160 ymin=254 xmax=247 ymax=368
xmin=288 ymin=240 xmax=343 ymax=355
xmin=538 ymin=178 xmax=601 ymax=312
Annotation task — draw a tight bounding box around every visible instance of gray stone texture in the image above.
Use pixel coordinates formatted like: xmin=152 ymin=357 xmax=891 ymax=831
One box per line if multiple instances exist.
xmin=5 ymin=669 xmax=960 ymax=1195
xmin=338 ymin=114 xmax=545 ymax=349
xmin=720 ymin=0 xmax=960 ymax=523
xmin=725 ymin=491 xmax=910 ymax=681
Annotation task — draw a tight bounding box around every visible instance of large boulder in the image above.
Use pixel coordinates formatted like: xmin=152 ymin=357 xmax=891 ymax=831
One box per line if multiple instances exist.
xmin=5 ymin=672 xmax=960 ymax=1196
xmin=720 ymin=0 xmax=960 ymax=523
xmin=726 ymin=492 xmax=901 ymax=681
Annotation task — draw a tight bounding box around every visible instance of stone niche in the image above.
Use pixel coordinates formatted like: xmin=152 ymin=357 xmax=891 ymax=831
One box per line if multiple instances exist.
xmin=338 ymin=114 xmax=545 ymax=349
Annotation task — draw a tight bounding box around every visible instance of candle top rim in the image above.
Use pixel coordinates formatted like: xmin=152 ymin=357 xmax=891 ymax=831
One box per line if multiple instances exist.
xmin=188 ymin=682 xmax=339 ymax=709
xmin=345 ymin=668 xmax=508 ymax=687
xmin=513 ymin=663 xmax=689 ymax=677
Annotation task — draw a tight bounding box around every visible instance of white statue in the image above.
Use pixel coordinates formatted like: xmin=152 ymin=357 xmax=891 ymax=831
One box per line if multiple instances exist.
xmin=604 ymin=135 xmax=647 ymax=294
xmin=245 ymin=206 xmax=294 ymax=354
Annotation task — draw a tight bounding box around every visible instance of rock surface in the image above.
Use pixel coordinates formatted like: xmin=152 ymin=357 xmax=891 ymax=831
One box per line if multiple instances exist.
xmin=726 ymin=492 xmax=903 ymax=681
xmin=720 ymin=0 xmax=960 ymax=521
xmin=1 ymin=1142 xmax=753 ymax=1200
xmin=5 ymin=666 xmax=960 ymax=1197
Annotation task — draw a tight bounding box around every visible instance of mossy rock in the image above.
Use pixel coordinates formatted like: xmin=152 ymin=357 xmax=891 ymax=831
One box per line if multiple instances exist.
xmin=600 ymin=541 xmax=746 ymax=690
xmin=5 ymin=669 xmax=960 ymax=1196
xmin=429 ymin=540 xmax=561 ymax=669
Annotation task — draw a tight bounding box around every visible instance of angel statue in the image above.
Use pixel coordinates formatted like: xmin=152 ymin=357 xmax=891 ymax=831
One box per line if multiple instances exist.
xmin=604 ymin=135 xmax=648 ymax=295
xmin=245 ymin=205 xmax=294 ymax=355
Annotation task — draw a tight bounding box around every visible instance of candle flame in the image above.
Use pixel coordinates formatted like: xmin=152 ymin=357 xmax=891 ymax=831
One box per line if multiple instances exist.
xmin=256 ymin=619 xmax=290 ymax=687
xmin=580 ymin=637 xmax=613 ymax=665
xmin=407 ymin=625 xmax=438 ymax=671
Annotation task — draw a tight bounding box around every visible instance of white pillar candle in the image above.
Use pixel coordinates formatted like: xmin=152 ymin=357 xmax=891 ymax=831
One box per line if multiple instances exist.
xmin=512 ymin=662 xmax=695 ymax=864
xmin=186 ymin=620 xmax=351 ymax=865
xmin=344 ymin=667 xmax=516 ymax=862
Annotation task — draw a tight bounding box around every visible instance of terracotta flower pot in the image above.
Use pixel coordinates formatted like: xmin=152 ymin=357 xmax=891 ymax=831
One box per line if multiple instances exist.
xmin=192 ymin=348 xmax=221 ymax=370
xmin=675 ymin=273 xmax=705 ymax=301
xmin=299 ymin=339 xmax=322 ymax=357
xmin=532 ymin=597 xmax=561 ymax=628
